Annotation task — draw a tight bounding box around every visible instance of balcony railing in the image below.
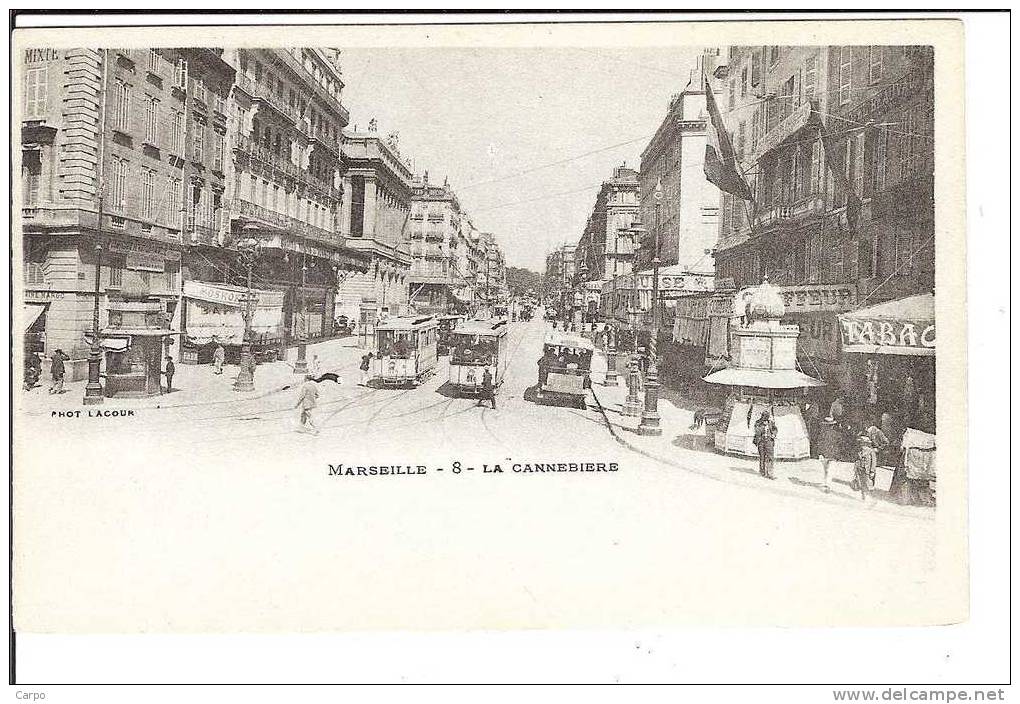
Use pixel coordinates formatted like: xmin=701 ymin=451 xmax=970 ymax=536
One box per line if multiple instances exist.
xmin=753 ymin=191 xmax=828 ymax=229
xmin=235 ymin=74 xmax=301 ymax=124
xmin=232 ymin=198 xmax=338 ymax=248
xmin=233 ymin=133 xmax=301 ymax=181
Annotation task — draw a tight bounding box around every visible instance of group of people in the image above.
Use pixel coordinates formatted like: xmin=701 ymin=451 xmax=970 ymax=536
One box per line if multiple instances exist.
xmin=23 ymin=349 xmax=66 ymax=394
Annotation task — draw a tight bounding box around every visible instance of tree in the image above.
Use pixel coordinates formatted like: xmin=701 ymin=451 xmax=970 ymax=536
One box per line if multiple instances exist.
xmin=505 ymin=266 xmax=543 ymax=297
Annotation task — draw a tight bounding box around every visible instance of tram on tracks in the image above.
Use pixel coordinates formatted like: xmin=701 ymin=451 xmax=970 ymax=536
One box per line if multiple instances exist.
xmin=371 ymin=315 xmax=439 ymax=387
xmin=447 ymin=318 xmax=510 ymax=395
xmin=436 ymin=314 xmax=466 ymax=355
xmin=536 ymin=330 xmax=594 ymax=408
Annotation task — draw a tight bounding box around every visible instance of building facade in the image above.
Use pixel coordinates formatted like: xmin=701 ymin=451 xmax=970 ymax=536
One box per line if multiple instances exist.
xmin=574 ymin=164 xmax=640 ymax=321
xmin=20 ymin=48 xmax=237 ymax=377
xmin=337 ymin=126 xmax=414 ymax=330
xmin=712 ymin=44 xmax=935 ymax=302
xmin=407 ymin=175 xmax=474 ymax=314
xmin=636 ymin=51 xmax=724 ymax=278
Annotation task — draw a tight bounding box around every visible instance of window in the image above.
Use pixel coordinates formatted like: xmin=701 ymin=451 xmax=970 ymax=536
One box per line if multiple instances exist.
xmin=23 ymin=150 xmax=42 ymax=206
xmin=272 ymin=184 xmax=280 ymax=212
xmin=768 ymin=46 xmax=779 ymax=66
xmin=893 ymin=225 xmax=914 ymax=275
xmin=112 ymin=79 xmax=131 ymax=132
xmin=192 ymin=124 xmax=204 ymax=162
xmin=809 ymin=139 xmax=821 ymax=194
xmin=109 ymin=157 xmax=128 ymax=212
xmin=144 ymin=96 xmax=159 ymax=145
xmin=170 ymin=110 xmax=185 ymax=155
xmin=167 ymin=176 xmax=182 ymax=226
xmin=736 ymin=121 xmax=746 ymax=160
xmin=249 ymin=175 xmax=257 ymax=202
xmin=166 ymin=261 xmax=179 ymax=291
xmin=781 ymin=75 xmax=796 ymax=119
xmin=804 ymin=54 xmax=817 ymax=102
xmin=858 ymin=235 xmax=876 ymax=279
xmin=873 ymin=126 xmax=888 ymax=192
xmin=148 ymin=49 xmax=160 ymax=73
xmin=868 ymin=46 xmax=883 ymax=84
xmin=108 ymin=257 xmax=124 ymax=287
xmin=728 ymin=79 xmax=735 ymax=110
xmin=141 ymin=167 xmax=156 ymax=220
xmin=214 ymin=131 xmax=225 ymax=171
xmin=253 ymin=60 xmax=262 ymax=82
xmin=750 ymin=50 xmax=762 ymax=87
xmin=174 ymin=58 xmax=188 ymax=89
xmin=24 ymin=66 xmax=47 ymax=118
xmin=838 ymin=46 xmax=853 ymax=105
xmin=350 ymin=176 xmax=366 ymax=236
xmin=193 ymin=78 xmax=207 ymax=104
xmin=741 ymin=66 xmax=748 ymax=97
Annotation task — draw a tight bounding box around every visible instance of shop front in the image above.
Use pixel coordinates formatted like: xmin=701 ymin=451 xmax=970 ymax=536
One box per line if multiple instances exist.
xmin=837 ymin=293 xmax=936 ymax=434
xmin=177 ymin=280 xmax=285 ymax=364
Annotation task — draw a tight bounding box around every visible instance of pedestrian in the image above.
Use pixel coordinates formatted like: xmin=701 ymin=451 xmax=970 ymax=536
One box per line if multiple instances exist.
xmin=163 ymin=356 xmax=175 ymax=394
xmin=213 ymin=342 xmax=225 ymax=375
xmin=359 ymin=351 xmax=373 ymax=387
xmin=852 ymin=435 xmax=878 ymax=502
xmin=48 ymin=348 xmax=69 ymax=394
xmin=803 ymin=401 xmax=821 ymax=455
xmin=901 ymin=374 xmax=919 ymax=427
xmin=294 ymin=374 xmax=320 ymax=434
xmin=477 ymin=366 xmax=496 ymax=410
xmin=863 ymin=416 xmax=891 ymax=462
xmin=308 ymin=354 xmax=321 ymax=378
xmin=25 ymin=351 xmax=42 ymax=390
xmin=753 ymin=411 xmax=777 ymax=480
xmin=816 ymin=416 xmax=842 ymax=493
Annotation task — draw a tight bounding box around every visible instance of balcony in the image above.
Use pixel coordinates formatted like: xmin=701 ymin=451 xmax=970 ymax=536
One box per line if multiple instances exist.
xmin=235 ymin=74 xmax=301 ymax=124
xmin=424 ymin=230 xmax=445 ymax=242
xmin=750 ymin=99 xmax=814 ymax=164
xmin=232 ymin=198 xmax=338 ymax=248
xmin=185 ymin=216 xmax=218 ymax=246
xmin=753 ymin=191 xmax=828 ymax=230
xmin=277 ymin=49 xmax=350 ymax=127
xmin=233 ymin=133 xmax=301 ymax=181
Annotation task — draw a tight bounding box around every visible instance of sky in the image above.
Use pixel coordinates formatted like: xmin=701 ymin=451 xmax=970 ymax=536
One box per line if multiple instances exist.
xmin=338 ymin=47 xmax=701 ymax=273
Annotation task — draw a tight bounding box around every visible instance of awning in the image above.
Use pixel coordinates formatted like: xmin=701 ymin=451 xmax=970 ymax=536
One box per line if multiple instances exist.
xmin=100 ymin=337 xmax=130 ymax=352
xmin=838 ymin=293 xmax=935 ymax=356
xmin=703 ymin=367 xmax=826 ymax=389
xmin=23 ymin=304 xmax=45 ymax=332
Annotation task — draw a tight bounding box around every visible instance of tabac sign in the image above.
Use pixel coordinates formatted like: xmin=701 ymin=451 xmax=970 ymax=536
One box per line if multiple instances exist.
xmin=838 ymin=293 xmax=935 ymax=357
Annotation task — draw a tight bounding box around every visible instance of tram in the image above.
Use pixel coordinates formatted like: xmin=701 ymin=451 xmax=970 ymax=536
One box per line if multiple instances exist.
xmin=536 ymin=330 xmax=594 ymax=408
xmin=436 ymin=314 xmax=466 ymax=355
xmin=371 ymin=315 xmax=439 ymax=387
xmin=447 ymin=318 xmax=510 ymax=395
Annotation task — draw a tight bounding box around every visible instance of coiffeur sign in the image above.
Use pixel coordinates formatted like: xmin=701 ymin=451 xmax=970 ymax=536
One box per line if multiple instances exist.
xmin=838 ymin=294 xmax=935 ymax=356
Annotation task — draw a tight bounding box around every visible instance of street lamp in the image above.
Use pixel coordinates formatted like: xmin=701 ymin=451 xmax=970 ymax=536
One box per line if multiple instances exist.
xmin=83 ymin=239 xmax=104 ymax=405
xmin=233 ymin=234 xmax=260 ymax=392
xmin=638 ymin=178 xmax=663 ymax=436
xmin=293 ymin=256 xmax=309 ymax=375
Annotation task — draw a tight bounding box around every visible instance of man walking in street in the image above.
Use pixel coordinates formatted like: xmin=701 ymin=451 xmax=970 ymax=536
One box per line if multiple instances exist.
xmin=753 ymin=411 xmax=777 ymax=480
xmin=213 ymin=342 xmax=225 ymax=375
xmin=359 ymin=351 xmax=373 ymax=387
xmin=163 ymin=356 xmax=176 ymax=394
xmin=478 ymin=367 xmax=496 ymax=410
xmin=853 ymin=435 xmax=877 ymax=502
xmin=295 ymin=374 xmax=320 ymax=434
xmin=816 ymin=416 xmax=843 ymax=493
xmin=48 ymin=349 xmax=69 ymax=394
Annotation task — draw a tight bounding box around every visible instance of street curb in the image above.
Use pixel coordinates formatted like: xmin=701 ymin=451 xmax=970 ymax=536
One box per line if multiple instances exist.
xmin=589 ymin=383 xmax=933 ymax=521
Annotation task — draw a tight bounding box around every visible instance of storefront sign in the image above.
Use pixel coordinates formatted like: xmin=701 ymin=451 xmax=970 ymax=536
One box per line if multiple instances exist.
xmin=839 ymin=317 xmax=936 ymax=355
xmin=25 ymin=48 xmax=61 ymax=64
xmin=126 ymin=251 xmax=166 ymax=272
xmin=787 ymin=312 xmax=843 ymax=365
xmin=109 ymin=240 xmax=181 ymax=261
xmin=25 ymin=289 xmax=69 ymax=302
xmin=659 ymin=273 xmax=714 ymax=299
xmin=778 ymin=284 xmax=858 ymax=313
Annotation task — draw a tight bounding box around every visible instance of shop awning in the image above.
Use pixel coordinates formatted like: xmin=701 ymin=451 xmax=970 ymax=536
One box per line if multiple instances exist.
xmin=100 ymin=337 xmax=130 ymax=352
xmin=23 ymin=304 xmax=45 ymax=332
xmin=838 ymin=293 xmax=935 ymax=356
xmin=703 ymin=367 xmax=826 ymax=389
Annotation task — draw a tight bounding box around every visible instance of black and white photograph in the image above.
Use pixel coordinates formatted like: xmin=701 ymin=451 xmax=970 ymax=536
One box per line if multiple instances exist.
xmin=8 ymin=11 xmax=1004 ymax=694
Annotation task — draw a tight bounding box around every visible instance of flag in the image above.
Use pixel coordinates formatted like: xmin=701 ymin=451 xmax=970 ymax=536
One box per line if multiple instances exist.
xmin=813 ymin=110 xmax=862 ymax=233
xmin=703 ymin=75 xmax=753 ymax=202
